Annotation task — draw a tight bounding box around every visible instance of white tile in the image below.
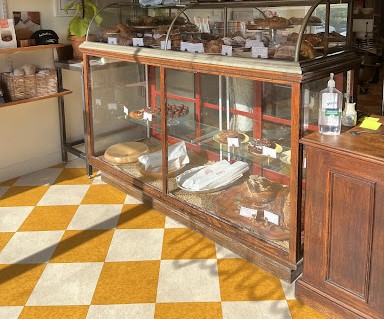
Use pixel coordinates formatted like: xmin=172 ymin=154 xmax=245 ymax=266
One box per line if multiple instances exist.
xmin=0 ymin=306 xmax=23 ymax=319
xmin=222 ymin=301 xmax=292 ymax=319
xmin=0 ymin=231 xmax=64 ymax=264
xmin=215 ymin=243 xmax=241 ymax=259
xmin=124 ymin=194 xmax=143 ymax=205
xmin=13 ymin=168 xmax=63 ymax=186
xmin=92 ymin=172 xmax=106 ymax=185
xmin=67 ymin=204 xmax=123 ymax=230
xmin=280 ymin=279 xmax=296 ymax=300
xmin=37 ymin=185 xmax=90 ymax=206
xmin=26 ymin=262 xmax=103 ymax=306
xmin=0 ymin=206 xmax=34 ymax=231
xmin=156 ymin=259 xmax=221 ymax=302
xmin=106 ymin=229 xmax=164 ymax=261
xmin=86 ymin=304 xmax=155 ymax=319
xmin=0 ymin=186 xmax=9 ymax=198
xmin=164 ymin=216 xmax=187 ymax=228
xmin=65 ymin=158 xmax=86 ymax=168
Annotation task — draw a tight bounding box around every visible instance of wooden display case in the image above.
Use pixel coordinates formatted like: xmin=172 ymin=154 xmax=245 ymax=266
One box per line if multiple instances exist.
xmin=80 ymin=0 xmax=360 ymax=282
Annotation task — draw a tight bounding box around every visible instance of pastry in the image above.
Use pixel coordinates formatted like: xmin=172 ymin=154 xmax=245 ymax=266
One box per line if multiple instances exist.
xmin=117 ymin=23 xmax=132 ymax=33
xmin=217 ymin=130 xmax=244 ymax=144
xmin=274 ymin=41 xmax=316 ymax=60
xmin=128 ymin=16 xmax=143 ymax=26
xmin=205 ymin=39 xmax=223 ymax=54
xmin=300 ymin=40 xmax=316 ymax=59
xmin=287 ymin=33 xmax=324 ymax=47
xmin=143 ymin=16 xmax=156 ymax=26
xmin=103 ymin=142 xmax=149 ymax=164
xmin=156 ymin=103 xmax=189 ymax=118
xmin=129 ymin=109 xmax=144 ymax=119
xmin=253 ymin=16 xmax=290 ymax=29
xmin=246 ymin=176 xmax=282 ymax=204
xmin=246 ymin=138 xmax=276 ymax=155
xmin=270 ymin=187 xmax=291 ymax=228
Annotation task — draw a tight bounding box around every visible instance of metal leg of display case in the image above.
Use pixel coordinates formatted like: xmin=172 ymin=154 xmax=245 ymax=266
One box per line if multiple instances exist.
xmin=56 ymin=65 xmax=93 ymax=178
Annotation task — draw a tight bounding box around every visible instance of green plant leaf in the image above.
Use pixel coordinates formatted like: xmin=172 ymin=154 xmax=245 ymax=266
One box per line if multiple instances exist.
xmin=69 ymin=17 xmax=90 ymax=37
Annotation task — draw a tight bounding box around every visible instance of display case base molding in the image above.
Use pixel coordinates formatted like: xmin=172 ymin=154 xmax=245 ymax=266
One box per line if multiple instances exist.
xmin=100 ymin=166 xmax=303 ymax=283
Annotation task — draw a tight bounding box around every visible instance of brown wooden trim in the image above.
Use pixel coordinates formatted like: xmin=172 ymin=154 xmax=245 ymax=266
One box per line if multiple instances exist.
xmin=0 ymin=90 xmax=72 ymax=108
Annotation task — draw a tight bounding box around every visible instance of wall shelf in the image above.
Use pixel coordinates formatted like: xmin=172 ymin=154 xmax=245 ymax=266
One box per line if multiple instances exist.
xmin=0 ymin=89 xmax=72 ymax=108
xmin=0 ymin=44 xmax=65 ymax=55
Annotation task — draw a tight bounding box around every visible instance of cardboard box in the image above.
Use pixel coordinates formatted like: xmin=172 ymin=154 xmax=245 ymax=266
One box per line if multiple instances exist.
xmin=0 ymin=19 xmax=17 ymax=49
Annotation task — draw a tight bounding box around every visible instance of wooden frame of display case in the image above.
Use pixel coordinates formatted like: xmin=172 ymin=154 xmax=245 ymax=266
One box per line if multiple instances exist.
xmin=81 ymin=39 xmax=360 ymax=282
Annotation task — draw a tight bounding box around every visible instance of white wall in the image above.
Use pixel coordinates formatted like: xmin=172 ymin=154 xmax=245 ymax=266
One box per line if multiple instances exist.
xmin=0 ymin=0 xmax=83 ymax=182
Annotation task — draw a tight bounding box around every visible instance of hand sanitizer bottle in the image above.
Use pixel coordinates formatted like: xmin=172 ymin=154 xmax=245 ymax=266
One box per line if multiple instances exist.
xmin=318 ymin=73 xmax=343 ymax=135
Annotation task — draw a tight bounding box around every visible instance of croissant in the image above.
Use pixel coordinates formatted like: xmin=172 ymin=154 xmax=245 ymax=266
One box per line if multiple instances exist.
xmin=300 ymin=41 xmax=316 ymax=59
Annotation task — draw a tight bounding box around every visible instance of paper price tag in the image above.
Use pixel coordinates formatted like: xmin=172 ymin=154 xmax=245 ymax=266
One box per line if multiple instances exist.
xmin=143 ymin=111 xmax=153 ymax=121
xmin=190 ymin=43 xmax=204 ymax=53
xmin=95 ymin=99 xmax=101 ymax=106
xmin=245 ymin=39 xmax=264 ymax=48
xmin=132 ymin=38 xmax=144 ymax=47
xmin=264 ymin=210 xmax=279 ymax=225
xmin=262 ymin=146 xmax=277 ymax=158
xmin=252 ymin=47 xmax=268 ymax=59
xmin=108 ymin=103 xmax=117 ymax=110
xmin=221 ymin=45 xmax=232 ymax=56
xmin=227 ymin=137 xmax=240 ymax=148
xmin=153 ymin=33 xmax=163 ymax=39
xmin=160 ymin=40 xmax=171 ymax=50
xmin=180 ymin=42 xmax=189 ymax=52
xmin=107 ymin=37 xmax=117 ymax=45
xmin=240 ymin=207 xmax=258 ymax=218
xmin=123 ymin=106 xmax=129 ymax=115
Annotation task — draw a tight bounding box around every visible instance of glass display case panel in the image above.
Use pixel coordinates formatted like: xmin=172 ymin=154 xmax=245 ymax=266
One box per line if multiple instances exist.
xmin=87 ymin=1 xmax=351 ymax=63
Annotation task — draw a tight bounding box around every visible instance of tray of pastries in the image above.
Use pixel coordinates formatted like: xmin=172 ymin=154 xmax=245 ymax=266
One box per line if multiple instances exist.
xmin=213 ymin=130 xmax=249 ymax=144
xmin=244 ymin=138 xmax=283 ymax=156
xmin=214 ymin=176 xmax=291 ymax=241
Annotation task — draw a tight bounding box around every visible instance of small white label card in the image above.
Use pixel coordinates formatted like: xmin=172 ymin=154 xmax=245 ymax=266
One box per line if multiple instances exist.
xmin=264 ymin=210 xmax=279 ymax=225
xmin=227 ymin=137 xmax=240 ymax=148
xmin=123 ymin=106 xmax=129 ymax=115
xmin=262 ymin=146 xmax=277 ymax=158
xmin=190 ymin=43 xmax=205 ymax=53
xmin=108 ymin=103 xmax=117 ymax=110
xmin=107 ymin=37 xmax=118 ymax=45
xmin=221 ymin=45 xmax=233 ymax=56
xmin=180 ymin=42 xmax=189 ymax=52
xmin=153 ymin=33 xmax=164 ymax=39
xmin=303 ymin=157 xmax=307 ymax=168
xmin=95 ymin=99 xmax=101 ymax=106
xmin=144 ymin=33 xmax=152 ymax=38
xmin=160 ymin=40 xmax=171 ymax=50
xmin=143 ymin=111 xmax=153 ymax=121
xmin=252 ymin=47 xmax=268 ymax=59
xmin=245 ymin=39 xmax=264 ymax=48
xmin=132 ymin=38 xmax=144 ymax=47
xmin=240 ymin=206 xmax=258 ymax=218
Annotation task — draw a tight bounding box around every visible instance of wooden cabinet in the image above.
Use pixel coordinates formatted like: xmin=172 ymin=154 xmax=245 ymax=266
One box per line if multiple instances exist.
xmin=296 ymin=125 xmax=384 ymax=319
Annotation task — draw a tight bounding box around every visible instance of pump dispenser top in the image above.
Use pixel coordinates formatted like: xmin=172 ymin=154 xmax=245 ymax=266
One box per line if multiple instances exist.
xmin=327 ymin=73 xmax=335 ymax=89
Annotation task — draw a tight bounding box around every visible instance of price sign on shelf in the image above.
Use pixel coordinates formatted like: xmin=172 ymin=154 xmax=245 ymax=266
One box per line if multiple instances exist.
xmin=132 ymin=38 xmax=144 ymax=47
xmin=264 ymin=210 xmax=279 ymax=225
xmin=95 ymin=99 xmax=101 ymax=106
xmin=240 ymin=207 xmax=258 ymax=218
xmin=123 ymin=106 xmax=129 ymax=115
xmin=221 ymin=45 xmax=232 ymax=56
xmin=108 ymin=103 xmax=117 ymax=110
xmin=143 ymin=111 xmax=153 ymax=121
xmin=252 ymin=47 xmax=268 ymax=59
xmin=107 ymin=37 xmax=117 ymax=45
xmin=180 ymin=42 xmax=189 ymax=52
xmin=160 ymin=40 xmax=171 ymax=50
xmin=262 ymin=146 xmax=277 ymax=158
xmin=227 ymin=137 xmax=240 ymax=148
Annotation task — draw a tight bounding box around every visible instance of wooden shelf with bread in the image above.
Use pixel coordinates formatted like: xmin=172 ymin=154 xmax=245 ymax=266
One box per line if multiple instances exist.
xmin=79 ymin=0 xmax=360 ymax=283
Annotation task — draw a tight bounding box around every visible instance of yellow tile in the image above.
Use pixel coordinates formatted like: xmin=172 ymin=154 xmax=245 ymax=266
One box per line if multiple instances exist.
xmin=50 ymin=163 xmax=66 ymax=168
xmin=54 ymin=168 xmax=93 ymax=185
xmin=18 ymin=206 xmax=78 ymax=231
xmin=117 ymin=204 xmax=165 ymax=229
xmin=0 ymin=186 xmax=49 ymax=207
xmin=155 ymin=302 xmax=223 ymax=319
xmin=92 ymin=261 xmax=160 ymax=304
xmin=288 ymin=300 xmax=330 ymax=319
xmin=50 ymin=230 xmax=114 ymax=262
xmin=0 ymin=264 xmax=46 ymax=306
xmin=19 ymin=306 xmax=89 ymax=319
xmin=81 ymin=185 xmax=126 ymax=204
xmin=161 ymin=228 xmax=216 ymax=260
xmin=0 ymin=232 xmax=14 ymax=251
xmin=0 ymin=178 xmax=17 ymax=186
xmin=217 ymin=259 xmax=285 ymax=301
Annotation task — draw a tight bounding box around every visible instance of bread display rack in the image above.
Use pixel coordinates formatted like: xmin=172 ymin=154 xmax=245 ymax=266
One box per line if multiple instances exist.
xmin=80 ymin=0 xmax=360 ymax=282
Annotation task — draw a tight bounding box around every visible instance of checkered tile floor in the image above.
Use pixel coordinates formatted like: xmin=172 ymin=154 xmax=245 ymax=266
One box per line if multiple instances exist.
xmin=0 ymin=159 xmax=328 ymax=319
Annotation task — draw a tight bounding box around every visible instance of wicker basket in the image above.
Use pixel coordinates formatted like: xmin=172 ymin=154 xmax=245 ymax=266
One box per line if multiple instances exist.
xmin=1 ymin=69 xmax=57 ymax=101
